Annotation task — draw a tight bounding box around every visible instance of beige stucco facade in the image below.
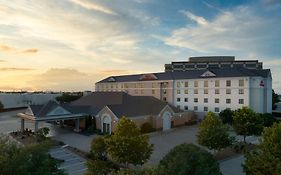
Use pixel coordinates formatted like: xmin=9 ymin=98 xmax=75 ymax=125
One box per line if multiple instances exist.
xmin=95 ymin=105 xmax=196 ymax=134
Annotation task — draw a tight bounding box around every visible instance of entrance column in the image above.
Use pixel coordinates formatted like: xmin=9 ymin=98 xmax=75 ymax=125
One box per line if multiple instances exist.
xmin=74 ymin=118 xmax=80 ymax=132
xmin=34 ymin=121 xmax=39 ymax=132
xmin=21 ymin=119 xmax=25 ymax=132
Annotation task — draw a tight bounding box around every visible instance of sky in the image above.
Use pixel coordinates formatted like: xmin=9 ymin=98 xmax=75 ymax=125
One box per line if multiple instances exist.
xmin=0 ymin=0 xmax=281 ymax=92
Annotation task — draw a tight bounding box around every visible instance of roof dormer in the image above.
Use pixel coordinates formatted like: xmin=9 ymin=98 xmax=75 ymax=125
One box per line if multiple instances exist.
xmin=139 ymin=73 xmax=158 ymax=81
xmin=200 ymin=70 xmax=216 ymax=77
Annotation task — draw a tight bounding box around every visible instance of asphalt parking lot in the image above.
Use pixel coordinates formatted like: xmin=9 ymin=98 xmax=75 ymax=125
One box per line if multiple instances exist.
xmin=49 ymin=146 xmax=87 ymax=175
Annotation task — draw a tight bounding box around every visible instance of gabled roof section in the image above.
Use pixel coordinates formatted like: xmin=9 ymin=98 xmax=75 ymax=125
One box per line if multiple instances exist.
xmin=200 ymin=70 xmax=216 ymax=77
xmin=96 ymin=67 xmax=271 ymax=83
xmin=107 ymin=77 xmax=116 ymax=82
xmin=46 ymin=106 xmax=72 ymax=116
xmin=139 ymin=73 xmax=158 ymax=81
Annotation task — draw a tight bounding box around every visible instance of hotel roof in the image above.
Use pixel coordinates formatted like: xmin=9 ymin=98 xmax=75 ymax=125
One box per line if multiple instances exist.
xmin=97 ymin=67 xmax=271 ymax=83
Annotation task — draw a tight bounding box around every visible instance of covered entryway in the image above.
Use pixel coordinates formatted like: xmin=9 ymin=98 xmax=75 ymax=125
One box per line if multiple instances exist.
xmin=102 ymin=115 xmax=111 ymax=134
xmin=162 ymin=112 xmax=171 ymax=131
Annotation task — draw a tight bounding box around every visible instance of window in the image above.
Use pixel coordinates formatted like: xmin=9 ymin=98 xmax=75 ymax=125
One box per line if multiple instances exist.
xmin=163 ymin=97 xmax=167 ymax=101
xmin=134 ymin=90 xmax=138 ymax=94
xmin=184 ymin=106 xmax=188 ymax=110
xmin=184 ymin=98 xmax=188 ymax=102
xmin=215 ymin=89 xmax=220 ymax=94
xmin=121 ymin=84 xmax=124 ymax=88
xmin=140 ymin=83 xmax=144 ymax=88
xmin=124 ymin=83 xmax=128 ymax=88
xmin=194 ymin=81 xmax=198 ymax=87
xmin=239 ymin=99 xmax=244 ymax=104
xmin=194 ymin=106 xmax=198 ymax=111
xmin=226 ymin=89 xmax=231 ymax=94
xmin=204 ymin=107 xmax=208 ymax=111
xmin=152 ymin=90 xmax=155 ymax=94
xmin=184 ymin=89 xmax=188 ymax=94
xmin=226 ymin=99 xmax=231 ymax=104
xmin=204 ymin=98 xmax=208 ymax=103
xmin=177 ymin=90 xmax=181 ymax=94
xmin=163 ymin=89 xmax=167 ymax=94
xmin=177 ymin=82 xmax=181 ymax=87
xmin=215 ymin=107 xmax=220 ymax=113
xmin=204 ymin=81 xmax=208 ymax=87
xmin=134 ymin=84 xmax=137 ymax=88
xmin=215 ymin=80 xmax=220 ymax=87
xmin=194 ymin=89 xmax=198 ymax=94
xmin=185 ymin=82 xmax=188 ymax=87
xmin=194 ymin=98 xmax=198 ymax=103
xmin=226 ymin=80 xmax=231 ymax=87
xmin=215 ymin=98 xmax=219 ymax=103
xmin=177 ymin=98 xmax=181 ymax=102
xmin=177 ymin=105 xmax=180 ymax=109
xmin=239 ymin=79 xmax=244 ymax=87
xmin=239 ymin=89 xmax=244 ymax=94
xmin=152 ymin=83 xmax=155 ymax=88
xmin=111 ymin=84 xmax=113 ymax=88
xmin=204 ymin=89 xmax=208 ymax=94
xmin=141 ymin=90 xmax=144 ymax=94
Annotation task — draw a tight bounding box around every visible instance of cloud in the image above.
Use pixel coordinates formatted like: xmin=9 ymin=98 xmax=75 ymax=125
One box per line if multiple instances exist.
xmin=180 ymin=10 xmax=208 ymax=25
xmin=161 ymin=7 xmax=281 ymax=53
xmin=0 ymin=44 xmax=14 ymax=52
xmin=69 ymin=0 xmax=118 ymax=15
xmin=21 ymin=48 xmax=38 ymax=53
xmin=0 ymin=43 xmax=38 ymax=54
xmin=0 ymin=67 xmax=35 ymax=71
xmin=0 ymin=60 xmax=6 ymax=62
xmin=29 ymin=68 xmax=93 ymax=91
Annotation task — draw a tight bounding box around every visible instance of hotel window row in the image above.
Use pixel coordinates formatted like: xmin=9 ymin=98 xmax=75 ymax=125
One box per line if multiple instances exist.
xmin=176 ymin=98 xmax=245 ymax=104
xmin=183 ymin=106 xmax=221 ymax=113
xmin=176 ymin=89 xmax=245 ymax=95
xmin=176 ymin=79 xmax=245 ymax=88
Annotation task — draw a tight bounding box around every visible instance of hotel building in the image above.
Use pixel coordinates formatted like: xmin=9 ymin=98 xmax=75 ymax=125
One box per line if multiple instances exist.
xmin=95 ymin=56 xmax=272 ymax=115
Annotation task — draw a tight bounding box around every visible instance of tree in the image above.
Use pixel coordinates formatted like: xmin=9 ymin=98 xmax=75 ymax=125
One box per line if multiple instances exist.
xmin=0 ymin=135 xmax=65 ymax=175
xmin=105 ymin=117 xmax=153 ymax=167
xmin=260 ymin=113 xmax=276 ymax=127
xmin=243 ymin=122 xmax=281 ymax=175
xmin=233 ymin=107 xmax=263 ymax=143
xmin=272 ymin=89 xmax=280 ymax=110
xmin=36 ymin=127 xmax=50 ymax=142
xmin=158 ymin=143 xmax=222 ymax=175
xmin=86 ymin=136 xmax=115 ymax=175
xmin=0 ymin=101 xmax=4 ymax=111
xmin=219 ymin=108 xmax=234 ymax=125
xmin=55 ymin=92 xmax=82 ymax=103
xmin=197 ymin=112 xmax=233 ymax=152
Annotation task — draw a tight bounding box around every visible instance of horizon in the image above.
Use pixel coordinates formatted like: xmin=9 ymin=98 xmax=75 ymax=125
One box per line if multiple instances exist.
xmin=0 ymin=0 xmax=281 ymax=93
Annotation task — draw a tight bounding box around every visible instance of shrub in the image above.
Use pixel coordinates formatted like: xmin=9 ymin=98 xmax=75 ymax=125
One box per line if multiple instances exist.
xmin=158 ymin=143 xmax=222 ymax=175
xmin=35 ymin=127 xmax=50 ymax=142
xmin=140 ymin=122 xmax=154 ymax=134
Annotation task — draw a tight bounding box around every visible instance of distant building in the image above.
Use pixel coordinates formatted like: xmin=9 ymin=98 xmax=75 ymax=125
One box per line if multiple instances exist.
xmin=0 ymin=92 xmax=62 ymax=109
xmin=95 ymin=57 xmax=272 ymax=115
xmin=165 ymin=56 xmax=263 ymax=72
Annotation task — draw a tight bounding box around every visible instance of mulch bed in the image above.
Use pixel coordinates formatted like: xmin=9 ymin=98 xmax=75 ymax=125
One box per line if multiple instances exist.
xmin=214 ymin=143 xmax=258 ymax=161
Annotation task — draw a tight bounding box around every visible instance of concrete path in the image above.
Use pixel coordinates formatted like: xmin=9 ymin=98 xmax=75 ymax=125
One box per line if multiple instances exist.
xmin=49 ymin=146 xmax=87 ymax=175
xmin=220 ymin=155 xmax=245 ymax=175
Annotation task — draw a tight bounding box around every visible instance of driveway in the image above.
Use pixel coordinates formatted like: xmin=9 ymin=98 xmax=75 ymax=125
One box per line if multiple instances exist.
xmin=52 ymin=126 xmax=97 ymax=152
xmin=49 ymin=146 xmax=87 ymax=175
xmin=220 ymin=155 xmax=245 ymax=175
xmin=148 ymin=125 xmax=199 ymax=165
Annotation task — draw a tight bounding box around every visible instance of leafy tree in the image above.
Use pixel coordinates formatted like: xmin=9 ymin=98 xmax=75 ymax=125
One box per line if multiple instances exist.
xmin=219 ymin=108 xmax=234 ymax=125
xmin=0 ymin=135 xmax=65 ymax=175
xmin=140 ymin=122 xmax=154 ymax=134
xmin=36 ymin=127 xmax=50 ymax=142
xmin=55 ymin=92 xmax=82 ymax=103
xmin=243 ymin=122 xmax=281 ymax=175
xmin=198 ymin=112 xmax=233 ymax=152
xmin=86 ymin=136 xmax=115 ymax=175
xmin=158 ymin=143 xmax=222 ymax=175
xmin=105 ymin=117 xmax=153 ymax=167
xmin=233 ymin=107 xmax=263 ymax=143
xmin=272 ymin=89 xmax=280 ymax=110
xmin=260 ymin=113 xmax=276 ymax=127
xmin=0 ymin=101 xmax=4 ymax=111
